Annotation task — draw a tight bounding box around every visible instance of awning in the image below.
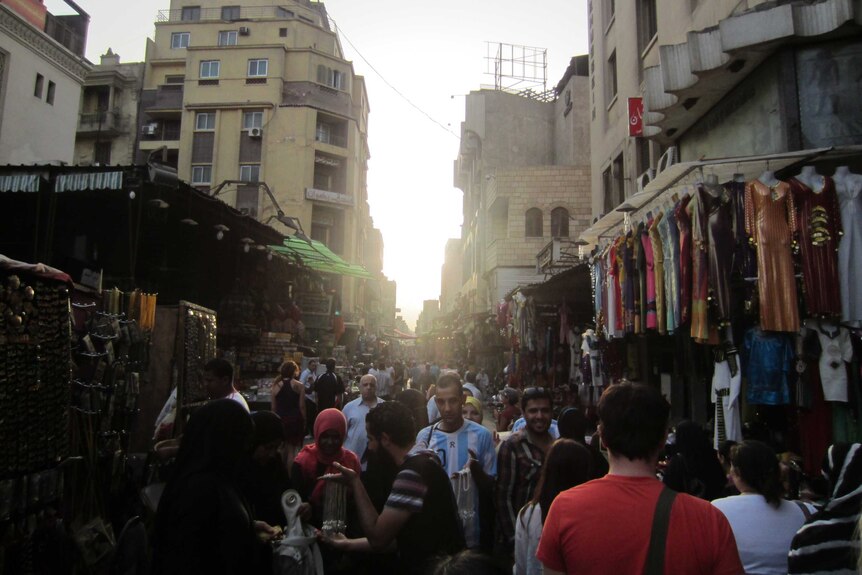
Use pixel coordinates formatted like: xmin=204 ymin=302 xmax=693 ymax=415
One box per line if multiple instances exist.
xmin=579 ymin=147 xmax=840 ymax=246
xmin=271 ymin=236 xmax=372 ymax=279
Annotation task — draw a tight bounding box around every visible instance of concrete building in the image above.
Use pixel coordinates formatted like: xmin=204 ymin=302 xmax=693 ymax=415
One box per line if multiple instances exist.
xmin=75 ymin=50 xmax=144 ymax=166
xmin=584 ymin=0 xmax=862 ymax=229
xmin=453 ymin=55 xmax=592 ymax=317
xmin=138 ymin=0 xmax=376 ymax=334
xmin=416 ymin=299 xmax=439 ymax=336
xmin=0 ymin=0 xmax=91 ymax=164
xmin=439 ymin=237 xmax=462 ymax=314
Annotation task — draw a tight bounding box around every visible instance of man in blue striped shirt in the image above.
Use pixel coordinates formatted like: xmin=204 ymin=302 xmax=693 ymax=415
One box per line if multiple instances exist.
xmin=414 ymin=372 xmax=496 ymax=548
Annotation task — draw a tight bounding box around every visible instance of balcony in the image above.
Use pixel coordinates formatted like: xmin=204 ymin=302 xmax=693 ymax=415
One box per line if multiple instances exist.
xmin=140 ymin=122 xmax=181 ymax=142
xmin=305 ymin=187 xmax=354 ymax=207
xmin=77 ymin=110 xmax=126 ymax=136
xmin=315 ymin=127 xmax=347 ymax=148
xmin=141 ymin=86 xmax=184 ymax=117
xmin=283 ymin=81 xmax=352 ymax=118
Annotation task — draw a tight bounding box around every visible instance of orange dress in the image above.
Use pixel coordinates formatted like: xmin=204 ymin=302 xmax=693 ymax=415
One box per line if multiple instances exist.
xmin=744 ymin=180 xmax=800 ymax=332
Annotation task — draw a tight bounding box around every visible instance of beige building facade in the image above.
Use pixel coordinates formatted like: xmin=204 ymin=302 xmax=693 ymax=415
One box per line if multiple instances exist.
xmin=453 ymin=56 xmax=592 ymax=316
xmin=138 ymin=0 xmax=375 ymax=320
xmin=0 ymin=0 xmax=90 ymax=165
xmin=586 ymin=0 xmax=862 ymax=229
xmin=75 ymin=50 xmax=144 ymax=166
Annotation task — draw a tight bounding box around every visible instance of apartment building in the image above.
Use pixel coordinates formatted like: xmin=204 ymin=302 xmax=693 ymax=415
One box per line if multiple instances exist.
xmin=74 ymin=50 xmax=144 ymax=166
xmin=439 ymin=238 xmax=462 ymax=314
xmin=0 ymin=0 xmax=91 ymax=164
xmin=138 ymin=0 xmax=376 ymax=327
xmin=453 ymin=56 xmax=592 ymax=317
xmin=586 ymin=0 xmax=862 ymax=230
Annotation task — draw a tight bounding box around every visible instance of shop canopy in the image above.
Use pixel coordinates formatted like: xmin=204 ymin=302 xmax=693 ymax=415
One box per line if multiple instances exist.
xmin=271 ymin=236 xmax=373 ymax=279
xmin=578 ymin=146 xmax=844 ymax=247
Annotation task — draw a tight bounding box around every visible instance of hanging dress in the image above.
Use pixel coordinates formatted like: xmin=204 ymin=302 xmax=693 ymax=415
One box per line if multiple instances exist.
xmin=744 ymin=179 xmax=800 ymax=333
xmin=690 ymin=191 xmax=710 ymax=342
xmin=789 ymin=176 xmax=842 ymax=317
xmin=649 ymin=213 xmax=666 ymax=335
xmin=699 ymin=184 xmax=735 ymax=326
xmin=675 ymin=195 xmax=694 ymax=326
xmin=622 ymin=233 xmax=636 ymax=334
xmin=834 ymin=173 xmax=862 ymax=324
xmin=641 ymin=223 xmax=657 ymax=330
xmin=661 ymin=206 xmax=681 ymax=332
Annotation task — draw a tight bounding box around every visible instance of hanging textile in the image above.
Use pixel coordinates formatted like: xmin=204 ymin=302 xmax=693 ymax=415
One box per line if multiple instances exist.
xmin=835 ymin=171 xmax=862 ymax=324
xmin=712 ymin=355 xmax=742 ymax=449
xmin=743 ymin=328 xmax=794 ymax=405
xmin=649 ymin=212 xmax=666 ymax=335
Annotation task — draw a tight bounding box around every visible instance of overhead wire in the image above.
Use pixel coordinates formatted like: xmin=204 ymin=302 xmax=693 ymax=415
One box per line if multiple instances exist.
xmin=328 ymin=17 xmax=461 ymax=141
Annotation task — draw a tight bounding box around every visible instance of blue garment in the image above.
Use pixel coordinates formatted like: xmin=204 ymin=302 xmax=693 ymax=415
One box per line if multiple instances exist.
xmin=511 ymin=417 xmax=560 ymax=438
xmin=414 ymin=420 xmax=497 ymax=548
xmin=743 ymin=328 xmax=794 ymax=405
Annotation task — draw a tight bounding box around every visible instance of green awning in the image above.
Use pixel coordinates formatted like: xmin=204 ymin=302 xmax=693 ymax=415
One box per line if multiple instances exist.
xmin=271 ymin=236 xmax=373 ymax=279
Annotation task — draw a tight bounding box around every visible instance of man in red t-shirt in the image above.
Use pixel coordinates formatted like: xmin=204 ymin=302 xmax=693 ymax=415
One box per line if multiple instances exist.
xmin=537 ymin=382 xmax=743 ymax=575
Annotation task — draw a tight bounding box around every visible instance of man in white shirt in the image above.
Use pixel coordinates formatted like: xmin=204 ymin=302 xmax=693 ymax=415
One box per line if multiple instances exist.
xmin=203 ymin=358 xmax=249 ymax=412
xmin=342 ymin=373 xmax=385 ymax=469
xmin=370 ymin=359 xmax=393 ymax=400
xmin=299 ymin=359 xmax=318 ymax=432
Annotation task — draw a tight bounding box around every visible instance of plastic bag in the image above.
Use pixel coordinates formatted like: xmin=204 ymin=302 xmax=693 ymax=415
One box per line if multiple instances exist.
xmin=454 ymin=468 xmax=476 ymax=548
xmin=272 ymin=490 xmax=323 ymax=575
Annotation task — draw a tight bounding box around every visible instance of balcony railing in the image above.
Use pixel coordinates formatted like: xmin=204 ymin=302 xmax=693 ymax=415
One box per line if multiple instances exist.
xmin=156 ymin=6 xmax=319 ymax=24
xmin=140 ymin=123 xmax=181 ymax=141
xmin=315 ymin=128 xmax=347 ymax=148
xmin=78 ymin=110 xmax=125 ymax=133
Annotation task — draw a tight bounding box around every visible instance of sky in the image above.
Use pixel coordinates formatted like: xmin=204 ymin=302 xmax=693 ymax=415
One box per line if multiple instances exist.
xmin=54 ymin=0 xmax=589 ymax=329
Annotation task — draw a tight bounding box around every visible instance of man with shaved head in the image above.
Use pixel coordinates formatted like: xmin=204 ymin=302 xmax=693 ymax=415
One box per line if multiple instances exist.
xmin=342 ymin=373 xmax=385 ymax=470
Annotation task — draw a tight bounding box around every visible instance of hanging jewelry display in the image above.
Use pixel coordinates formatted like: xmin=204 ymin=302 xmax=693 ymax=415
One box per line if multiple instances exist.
xmin=321 ymin=481 xmax=347 ymax=534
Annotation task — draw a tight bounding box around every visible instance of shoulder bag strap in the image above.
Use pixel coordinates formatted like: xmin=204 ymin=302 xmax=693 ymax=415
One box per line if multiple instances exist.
xmin=794 ymin=500 xmax=812 ymax=521
xmin=425 ymin=422 xmax=439 ymax=446
xmin=643 ymin=487 xmax=677 ymax=575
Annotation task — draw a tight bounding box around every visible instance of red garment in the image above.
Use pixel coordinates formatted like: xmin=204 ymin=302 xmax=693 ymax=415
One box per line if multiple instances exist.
xmin=789 ymin=177 xmax=843 ymax=317
xmin=294 ymin=409 xmax=361 ymax=508
xmin=675 ymin=195 xmax=693 ymax=325
xmin=537 ymin=475 xmax=743 ymax=575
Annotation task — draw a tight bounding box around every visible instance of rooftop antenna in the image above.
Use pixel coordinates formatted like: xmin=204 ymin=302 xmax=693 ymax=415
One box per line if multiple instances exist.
xmin=484 ymin=41 xmax=552 ymax=102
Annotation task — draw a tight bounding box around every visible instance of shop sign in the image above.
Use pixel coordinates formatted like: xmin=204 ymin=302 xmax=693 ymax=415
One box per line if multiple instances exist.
xmin=628 ymin=97 xmax=644 ymax=137
xmin=305 ymin=187 xmax=354 ymax=207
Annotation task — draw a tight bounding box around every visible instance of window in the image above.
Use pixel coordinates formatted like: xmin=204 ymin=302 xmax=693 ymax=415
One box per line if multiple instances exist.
xmin=236 ymin=185 xmax=259 ymax=217
xmin=637 ymin=0 xmax=658 ymax=53
xmin=165 ymin=74 xmax=185 ymax=84
xmin=239 ymin=164 xmax=260 ymax=182
xmin=276 ymin=7 xmax=294 ymax=18
xmin=218 ymin=30 xmax=237 ymax=46
xmin=195 ymin=112 xmax=215 ymax=130
xmin=525 ymin=208 xmax=543 ymax=238
xmin=247 ymin=59 xmax=268 ymax=77
xmin=94 ymin=142 xmax=111 ymax=165
xmin=613 ymin=153 xmax=625 ymax=201
xmin=279 ymin=28 xmax=287 ymax=37
xmin=181 ymin=6 xmax=200 ymax=21
xmin=221 ymin=5 xmax=240 ymax=20
xmin=171 ymin=32 xmax=190 ymax=49
xmin=637 ymin=139 xmax=651 ymax=176
xmin=551 ymin=207 xmax=570 ymax=238
xmin=603 ymin=166 xmax=614 ymax=214
xmin=603 ymin=0 xmax=615 ymax=28
xmin=34 ymin=73 xmax=43 ymax=98
xmin=606 ymin=51 xmax=618 ymax=104
xmin=46 ymin=81 xmax=55 ymax=105
xmin=200 ymin=60 xmax=220 ymax=79
xmin=243 ymin=111 xmax=263 ymax=129
xmin=317 ymin=65 xmax=345 ymax=89
xmin=192 ymin=165 xmax=211 ymax=184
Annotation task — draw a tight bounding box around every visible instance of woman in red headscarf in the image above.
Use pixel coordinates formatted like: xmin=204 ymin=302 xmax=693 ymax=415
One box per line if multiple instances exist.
xmin=291 ymin=408 xmax=361 ymax=529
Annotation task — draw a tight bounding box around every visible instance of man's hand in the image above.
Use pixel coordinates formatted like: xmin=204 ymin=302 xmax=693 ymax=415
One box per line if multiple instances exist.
xmin=318 ymin=461 xmax=359 ymax=489
xmin=316 ymin=530 xmax=349 ymax=550
xmin=253 ymin=520 xmax=281 ymax=543
xmin=298 ymin=502 xmax=312 ymax=521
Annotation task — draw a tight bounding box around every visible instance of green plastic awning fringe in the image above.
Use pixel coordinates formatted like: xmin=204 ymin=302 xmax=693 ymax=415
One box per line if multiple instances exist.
xmin=270 ymin=236 xmax=373 ymax=279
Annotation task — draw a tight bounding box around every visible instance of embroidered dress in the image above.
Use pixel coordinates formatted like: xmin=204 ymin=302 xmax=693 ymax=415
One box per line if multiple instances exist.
xmin=660 ymin=207 xmax=680 ymax=333
xmin=744 ymin=180 xmax=800 ymax=332
xmin=675 ymin=195 xmax=693 ymax=325
xmin=649 ymin=213 xmax=666 ymax=334
xmin=835 ymin=173 xmax=862 ymax=323
xmin=641 ymin=224 xmax=657 ymax=330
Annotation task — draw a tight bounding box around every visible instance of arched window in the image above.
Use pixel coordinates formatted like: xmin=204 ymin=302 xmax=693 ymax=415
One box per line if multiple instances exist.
xmin=525 ymin=208 xmax=543 ymax=237
xmin=551 ymin=207 xmax=570 ymax=237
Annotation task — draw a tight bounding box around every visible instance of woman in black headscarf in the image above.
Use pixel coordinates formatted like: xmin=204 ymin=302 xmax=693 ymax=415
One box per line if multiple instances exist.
xmin=788 ymin=443 xmax=862 ymax=574
xmin=152 ymin=399 xmax=277 ymax=574
xmin=662 ymin=420 xmax=727 ymax=501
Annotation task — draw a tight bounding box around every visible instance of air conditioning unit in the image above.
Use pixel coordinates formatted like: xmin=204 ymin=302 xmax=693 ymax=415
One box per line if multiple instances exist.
xmin=239 ymin=26 xmax=250 ymax=36
xmin=141 ymin=123 xmax=157 ymax=136
xmin=248 ymin=127 xmax=262 ymax=138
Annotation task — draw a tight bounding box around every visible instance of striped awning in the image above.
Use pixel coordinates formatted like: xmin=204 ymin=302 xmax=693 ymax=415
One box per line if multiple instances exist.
xmin=55 ymin=171 xmax=123 ymax=192
xmin=0 ymin=173 xmax=41 ymax=192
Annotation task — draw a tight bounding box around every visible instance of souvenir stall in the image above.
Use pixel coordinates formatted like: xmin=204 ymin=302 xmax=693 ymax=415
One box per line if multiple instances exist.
xmin=580 ymin=148 xmax=862 ymax=474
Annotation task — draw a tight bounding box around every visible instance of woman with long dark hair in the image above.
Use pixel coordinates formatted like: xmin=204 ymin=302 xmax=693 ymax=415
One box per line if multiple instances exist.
xmin=712 ymin=440 xmax=813 ymax=575
xmin=271 ymin=360 xmax=306 ymax=468
xmin=513 ymin=439 xmax=593 ymax=575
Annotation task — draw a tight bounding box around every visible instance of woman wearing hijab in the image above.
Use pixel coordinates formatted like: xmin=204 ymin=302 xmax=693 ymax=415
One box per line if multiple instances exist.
xmin=463 ymin=396 xmax=484 ymax=425
xmin=291 ymin=408 xmax=362 ymax=528
xmin=788 ymin=443 xmax=862 ymax=574
xmin=662 ymin=420 xmax=727 ymax=500
xmin=152 ymin=399 xmax=278 ymax=574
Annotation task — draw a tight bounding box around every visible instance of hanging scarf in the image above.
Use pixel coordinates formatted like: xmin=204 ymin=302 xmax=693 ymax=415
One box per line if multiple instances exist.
xmin=294 ymin=409 xmax=361 ymax=507
xmin=788 ymin=443 xmax=862 ymax=573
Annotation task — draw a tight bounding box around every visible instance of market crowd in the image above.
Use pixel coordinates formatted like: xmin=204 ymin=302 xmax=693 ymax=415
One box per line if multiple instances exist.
xmin=149 ymin=358 xmax=862 ymax=574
